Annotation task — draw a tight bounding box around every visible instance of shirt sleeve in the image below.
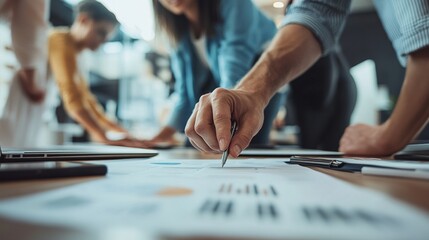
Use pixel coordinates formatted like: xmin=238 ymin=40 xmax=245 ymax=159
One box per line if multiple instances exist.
xmin=49 ymin=33 xmax=86 ymax=114
xmin=11 ymin=0 xmax=49 ymax=68
xmin=373 ymin=0 xmax=429 ymax=65
xmin=166 ymin=52 xmax=192 ymax=132
xmin=217 ymin=0 xmax=267 ymax=88
xmin=281 ymin=0 xmax=351 ymax=55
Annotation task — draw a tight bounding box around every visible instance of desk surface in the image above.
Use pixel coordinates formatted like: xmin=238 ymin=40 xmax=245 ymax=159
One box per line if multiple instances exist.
xmin=1 ymin=148 xmax=429 ymax=240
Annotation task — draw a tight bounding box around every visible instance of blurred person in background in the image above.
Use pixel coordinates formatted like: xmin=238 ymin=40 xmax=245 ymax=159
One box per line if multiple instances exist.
xmin=49 ymin=0 xmax=138 ymax=146
xmin=0 ymin=0 xmax=50 ymax=147
xmin=143 ymin=0 xmax=284 ymax=148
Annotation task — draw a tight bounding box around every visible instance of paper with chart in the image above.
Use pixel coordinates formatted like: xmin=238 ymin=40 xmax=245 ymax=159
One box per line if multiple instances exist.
xmin=0 ymin=159 xmax=428 ymax=240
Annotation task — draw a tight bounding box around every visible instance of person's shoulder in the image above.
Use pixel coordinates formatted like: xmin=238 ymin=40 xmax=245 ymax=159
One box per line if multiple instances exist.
xmin=219 ymin=0 xmax=252 ymax=12
xmin=218 ymin=0 xmax=255 ymax=21
xmin=49 ymin=27 xmax=73 ymax=45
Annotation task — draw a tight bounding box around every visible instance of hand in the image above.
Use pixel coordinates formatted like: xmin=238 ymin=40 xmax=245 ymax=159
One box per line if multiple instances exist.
xmin=185 ymin=88 xmax=266 ymax=157
xmin=107 ymin=123 xmax=128 ymax=134
xmin=90 ymin=131 xmax=145 ymax=148
xmin=339 ymin=123 xmax=403 ymax=157
xmin=105 ymin=130 xmax=129 ymax=141
xmin=138 ymin=126 xmax=177 ymax=148
xmin=17 ymin=68 xmax=45 ymax=103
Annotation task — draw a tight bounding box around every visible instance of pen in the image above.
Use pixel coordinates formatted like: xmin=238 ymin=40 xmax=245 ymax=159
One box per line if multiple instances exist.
xmin=288 ymin=156 xmax=362 ymax=172
xmin=221 ymin=121 xmax=238 ymax=168
xmin=289 ymin=156 xmax=344 ymax=168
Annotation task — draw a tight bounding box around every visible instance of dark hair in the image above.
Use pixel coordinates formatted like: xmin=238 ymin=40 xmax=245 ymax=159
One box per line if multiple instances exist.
xmin=76 ymin=0 xmax=118 ymax=24
xmin=152 ymin=0 xmax=220 ymax=45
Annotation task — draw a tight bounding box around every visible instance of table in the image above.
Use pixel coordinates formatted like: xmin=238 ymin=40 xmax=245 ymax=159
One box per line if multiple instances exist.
xmin=1 ymin=148 xmax=429 ymax=240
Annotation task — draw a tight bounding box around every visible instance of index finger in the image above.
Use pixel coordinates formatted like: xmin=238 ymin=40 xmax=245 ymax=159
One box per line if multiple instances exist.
xmin=211 ymin=89 xmax=233 ymax=151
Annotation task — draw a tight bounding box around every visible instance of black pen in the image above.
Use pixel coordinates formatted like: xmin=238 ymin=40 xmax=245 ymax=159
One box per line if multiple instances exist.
xmin=289 ymin=156 xmax=344 ymax=168
xmin=289 ymin=156 xmax=362 ymax=172
xmin=221 ymin=121 xmax=238 ymax=168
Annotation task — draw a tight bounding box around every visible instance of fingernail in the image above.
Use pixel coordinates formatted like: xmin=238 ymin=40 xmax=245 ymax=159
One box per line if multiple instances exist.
xmin=219 ymin=138 xmax=226 ymax=150
xmin=231 ymin=145 xmax=242 ymax=157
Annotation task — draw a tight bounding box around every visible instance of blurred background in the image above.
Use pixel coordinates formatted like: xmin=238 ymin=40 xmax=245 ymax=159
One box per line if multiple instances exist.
xmin=0 ymin=0 xmax=426 ymax=146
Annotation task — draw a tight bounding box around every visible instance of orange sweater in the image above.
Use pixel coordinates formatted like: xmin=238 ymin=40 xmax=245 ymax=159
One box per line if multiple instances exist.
xmin=48 ymin=28 xmax=113 ymax=126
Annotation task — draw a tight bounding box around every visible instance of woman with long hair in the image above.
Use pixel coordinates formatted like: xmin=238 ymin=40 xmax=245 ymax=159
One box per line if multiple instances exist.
xmin=145 ymin=0 xmax=283 ymax=150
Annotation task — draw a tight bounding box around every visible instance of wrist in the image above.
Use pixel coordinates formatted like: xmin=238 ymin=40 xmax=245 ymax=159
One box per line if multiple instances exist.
xmin=89 ymin=129 xmax=107 ymax=141
xmin=154 ymin=126 xmax=176 ymax=141
xmin=235 ymin=50 xmax=287 ymax=108
xmin=376 ymin=121 xmax=408 ymax=154
xmin=235 ymin=84 xmax=273 ymax=108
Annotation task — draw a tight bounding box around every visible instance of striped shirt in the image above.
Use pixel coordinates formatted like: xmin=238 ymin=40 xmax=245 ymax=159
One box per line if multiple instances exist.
xmin=281 ymin=0 xmax=429 ymax=66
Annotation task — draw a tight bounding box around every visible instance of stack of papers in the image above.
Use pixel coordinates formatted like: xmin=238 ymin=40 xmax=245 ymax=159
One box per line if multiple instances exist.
xmin=0 ymin=159 xmax=428 ymax=239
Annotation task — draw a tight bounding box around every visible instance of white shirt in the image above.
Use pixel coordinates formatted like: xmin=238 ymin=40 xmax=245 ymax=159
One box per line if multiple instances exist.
xmin=0 ymin=0 xmax=50 ymax=147
xmin=0 ymin=0 xmax=49 ymax=69
xmin=191 ymin=33 xmax=210 ymax=69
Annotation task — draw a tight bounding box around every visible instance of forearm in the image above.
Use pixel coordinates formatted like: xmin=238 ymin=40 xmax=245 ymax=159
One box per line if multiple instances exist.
xmin=154 ymin=126 xmax=176 ymax=141
xmin=87 ymin=98 xmax=120 ymax=130
xmin=381 ymin=46 xmax=429 ymax=150
xmin=70 ymin=108 xmax=106 ymax=139
xmin=236 ymin=24 xmax=322 ymax=107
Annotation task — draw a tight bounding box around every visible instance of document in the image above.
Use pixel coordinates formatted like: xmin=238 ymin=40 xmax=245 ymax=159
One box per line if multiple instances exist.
xmin=0 ymin=159 xmax=428 ymax=240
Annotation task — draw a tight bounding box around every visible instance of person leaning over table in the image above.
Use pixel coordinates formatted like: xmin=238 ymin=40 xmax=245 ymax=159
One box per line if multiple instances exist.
xmin=140 ymin=0 xmax=284 ymax=147
xmin=49 ymin=0 xmax=138 ymax=146
xmin=184 ymin=0 xmax=429 ymax=157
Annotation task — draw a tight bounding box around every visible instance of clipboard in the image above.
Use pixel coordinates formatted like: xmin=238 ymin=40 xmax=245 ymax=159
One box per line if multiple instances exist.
xmin=287 ymin=156 xmax=365 ymax=172
xmin=287 ymin=156 xmax=429 ymax=180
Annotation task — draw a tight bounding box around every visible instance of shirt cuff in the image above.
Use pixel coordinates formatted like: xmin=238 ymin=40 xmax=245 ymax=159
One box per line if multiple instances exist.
xmin=396 ymin=18 xmax=429 ymax=66
xmin=281 ymin=13 xmax=336 ymax=55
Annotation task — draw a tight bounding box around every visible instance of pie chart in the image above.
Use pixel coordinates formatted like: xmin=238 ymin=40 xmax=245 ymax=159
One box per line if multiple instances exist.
xmin=157 ymin=187 xmax=193 ymax=197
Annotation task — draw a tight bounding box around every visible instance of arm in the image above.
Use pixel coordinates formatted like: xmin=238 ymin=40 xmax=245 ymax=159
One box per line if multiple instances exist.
xmin=340 ymin=46 xmax=429 ymax=156
xmin=144 ymin=52 xmax=189 ymax=144
xmin=186 ymin=25 xmax=321 ymax=154
xmin=12 ymin=0 xmax=49 ymax=102
xmin=185 ymin=0 xmax=351 ymax=155
xmin=86 ymin=93 xmax=126 ymax=132
xmin=216 ymin=0 xmax=268 ymax=88
xmin=237 ymin=24 xmax=322 ymax=109
xmin=72 ymin=108 xmax=107 ymax=142
xmin=49 ymin=34 xmax=107 ymax=142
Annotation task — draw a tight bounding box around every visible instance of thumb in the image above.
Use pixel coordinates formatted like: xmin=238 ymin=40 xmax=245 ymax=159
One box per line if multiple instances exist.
xmin=228 ymin=115 xmax=263 ymax=157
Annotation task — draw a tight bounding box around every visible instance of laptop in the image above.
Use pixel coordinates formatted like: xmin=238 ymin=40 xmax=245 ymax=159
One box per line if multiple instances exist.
xmin=0 ymin=144 xmax=158 ymax=162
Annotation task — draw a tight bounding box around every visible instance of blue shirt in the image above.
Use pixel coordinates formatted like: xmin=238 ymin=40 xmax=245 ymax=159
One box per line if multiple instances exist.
xmin=167 ymin=0 xmax=276 ymax=131
xmin=282 ymin=0 xmax=429 ymax=66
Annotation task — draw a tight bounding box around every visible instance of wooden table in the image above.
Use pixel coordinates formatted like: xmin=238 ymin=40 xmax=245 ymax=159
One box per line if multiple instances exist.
xmin=1 ymin=148 xmax=429 ymax=240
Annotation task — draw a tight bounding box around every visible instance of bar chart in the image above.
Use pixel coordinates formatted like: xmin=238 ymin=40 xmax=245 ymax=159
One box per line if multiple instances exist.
xmin=218 ymin=183 xmax=278 ymax=197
